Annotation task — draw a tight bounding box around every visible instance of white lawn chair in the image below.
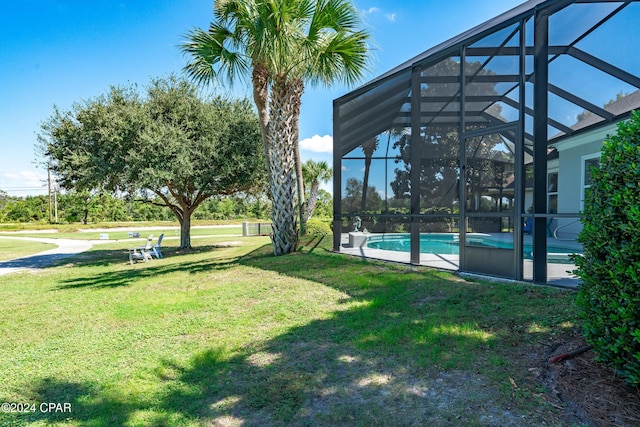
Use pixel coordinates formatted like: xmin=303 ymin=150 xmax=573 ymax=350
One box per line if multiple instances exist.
xmin=129 ymin=234 xmax=154 ymax=264
xmin=151 ymin=233 xmax=164 ymax=259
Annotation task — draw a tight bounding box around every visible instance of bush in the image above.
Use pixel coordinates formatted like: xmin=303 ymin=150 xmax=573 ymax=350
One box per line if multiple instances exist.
xmin=572 ymin=110 xmax=640 ymax=385
xmin=305 ymin=218 xmax=332 ymax=235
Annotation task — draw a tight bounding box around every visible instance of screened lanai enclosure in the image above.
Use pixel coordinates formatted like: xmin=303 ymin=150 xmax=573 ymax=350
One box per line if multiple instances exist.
xmin=333 ymin=0 xmax=640 ymax=286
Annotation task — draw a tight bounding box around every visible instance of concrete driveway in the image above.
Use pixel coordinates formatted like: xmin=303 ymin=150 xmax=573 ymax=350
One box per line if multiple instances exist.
xmin=0 ymin=236 xmax=98 ymax=276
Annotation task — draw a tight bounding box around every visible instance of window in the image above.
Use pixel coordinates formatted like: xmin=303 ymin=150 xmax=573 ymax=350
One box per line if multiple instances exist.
xmin=581 ymin=153 xmax=601 ymax=209
xmin=548 ymin=170 xmax=558 ymax=213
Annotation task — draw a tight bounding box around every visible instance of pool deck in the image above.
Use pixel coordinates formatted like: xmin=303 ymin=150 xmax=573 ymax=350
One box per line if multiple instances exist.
xmin=338 ymin=233 xmax=581 ymax=289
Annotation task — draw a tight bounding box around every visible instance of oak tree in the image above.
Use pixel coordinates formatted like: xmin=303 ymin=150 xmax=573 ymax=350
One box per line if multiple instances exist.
xmin=39 ymin=76 xmax=265 ymax=248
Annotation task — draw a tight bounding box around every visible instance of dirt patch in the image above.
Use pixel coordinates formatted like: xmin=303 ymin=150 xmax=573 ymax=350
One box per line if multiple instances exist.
xmin=531 ymin=332 xmax=640 ymax=426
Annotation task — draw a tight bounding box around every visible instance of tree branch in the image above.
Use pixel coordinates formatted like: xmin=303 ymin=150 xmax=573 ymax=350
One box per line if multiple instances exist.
xmin=152 ymin=189 xmax=184 ymax=223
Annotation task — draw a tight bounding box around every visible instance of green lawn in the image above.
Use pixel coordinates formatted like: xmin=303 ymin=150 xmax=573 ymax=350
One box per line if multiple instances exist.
xmin=0 ymin=239 xmax=58 ymax=261
xmin=0 ymin=234 xmax=578 ymax=426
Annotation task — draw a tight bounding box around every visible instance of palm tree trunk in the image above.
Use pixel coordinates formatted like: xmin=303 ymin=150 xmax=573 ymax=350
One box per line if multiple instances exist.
xmin=305 ymin=180 xmax=319 ymax=221
xmin=252 ymin=65 xmax=272 ymax=176
xmin=362 ymin=156 xmax=372 ymax=210
xmin=295 ymin=140 xmax=306 ymax=235
xmin=292 ymin=79 xmax=305 ymax=236
xmin=267 ymin=76 xmax=303 ymax=255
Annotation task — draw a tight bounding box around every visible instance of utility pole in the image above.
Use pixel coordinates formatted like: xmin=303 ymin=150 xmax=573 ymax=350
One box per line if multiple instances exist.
xmin=48 ymin=164 xmax=52 ymax=223
xmin=54 ymin=186 xmax=58 ymax=223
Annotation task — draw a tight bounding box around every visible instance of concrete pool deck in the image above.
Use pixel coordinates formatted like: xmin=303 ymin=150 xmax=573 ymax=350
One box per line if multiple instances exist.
xmin=338 ymin=232 xmax=581 ymax=289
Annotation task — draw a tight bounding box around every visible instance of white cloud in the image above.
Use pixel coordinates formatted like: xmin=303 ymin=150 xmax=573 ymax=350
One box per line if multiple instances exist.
xmin=0 ymin=170 xmax=48 ymax=197
xmin=361 ymin=7 xmax=397 ymax=22
xmin=300 ymin=134 xmax=333 ymax=154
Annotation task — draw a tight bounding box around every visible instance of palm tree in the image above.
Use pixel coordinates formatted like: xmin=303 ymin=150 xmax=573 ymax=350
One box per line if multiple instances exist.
xmin=181 ymin=0 xmax=369 ymax=255
xmin=302 ymin=159 xmax=332 ymax=221
xmin=360 ymin=136 xmax=379 ymax=211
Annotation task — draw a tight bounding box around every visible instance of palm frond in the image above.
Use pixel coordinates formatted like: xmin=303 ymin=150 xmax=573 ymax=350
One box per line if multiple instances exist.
xmin=299 ymin=0 xmax=370 ymax=87
xmin=183 ymin=0 xmax=370 ymax=90
xmin=180 ymin=25 xmax=250 ymax=87
xmin=307 ymin=28 xmax=369 ymax=87
xmin=310 ymin=0 xmax=360 ymax=37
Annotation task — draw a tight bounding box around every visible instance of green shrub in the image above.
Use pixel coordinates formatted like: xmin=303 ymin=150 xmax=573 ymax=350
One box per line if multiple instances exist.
xmin=572 ymin=110 xmax=640 ymax=385
xmin=305 ymin=218 xmax=332 ymax=235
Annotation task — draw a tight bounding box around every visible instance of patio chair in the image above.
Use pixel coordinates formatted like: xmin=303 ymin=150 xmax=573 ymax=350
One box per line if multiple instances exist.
xmin=151 ymin=233 xmax=164 ymax=259
xmin=129 ymin=234 xmax=154 ymax=264
xmin=523 ymin=217 xmax=532 ymax=235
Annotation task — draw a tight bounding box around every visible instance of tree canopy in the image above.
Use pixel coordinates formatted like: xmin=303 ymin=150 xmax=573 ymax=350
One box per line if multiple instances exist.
xmin=391 ymin=58 xmax=508 ymax=214
xmin=38 ymin=76 xmax=265 ymax=248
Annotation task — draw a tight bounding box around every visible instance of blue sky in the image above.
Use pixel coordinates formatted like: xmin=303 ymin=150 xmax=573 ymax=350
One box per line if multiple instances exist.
xmin=0 ymin=0 xmax=525 ymax=196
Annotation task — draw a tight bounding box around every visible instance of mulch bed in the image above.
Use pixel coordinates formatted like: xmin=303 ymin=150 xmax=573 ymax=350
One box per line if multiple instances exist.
xmin=533 ymin=334 xmax=640 ymax=427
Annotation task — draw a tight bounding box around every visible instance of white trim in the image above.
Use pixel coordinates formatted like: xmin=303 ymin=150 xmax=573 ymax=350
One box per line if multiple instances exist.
xmin=580 ymin=152 xmax=601 ymax=210
xmin=550 ymin=123 xmax=616 ymax=152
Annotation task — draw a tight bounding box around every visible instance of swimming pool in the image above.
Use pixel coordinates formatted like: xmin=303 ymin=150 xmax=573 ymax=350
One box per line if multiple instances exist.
xmin=365 ymin=233 xmax=581 ymax=260
xmin=366 ymin=233 xmax=460 ymax=254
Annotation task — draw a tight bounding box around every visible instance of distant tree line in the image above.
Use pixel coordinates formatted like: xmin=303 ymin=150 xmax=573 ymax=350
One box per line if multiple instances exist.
xmin=0 ymin=188 xmax=332 ymax=224
xmin=0 ymin=190 xmax=279 ymax=224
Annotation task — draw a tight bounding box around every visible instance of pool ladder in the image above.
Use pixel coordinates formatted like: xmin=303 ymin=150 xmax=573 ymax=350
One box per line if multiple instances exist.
xmin=553 ymin=219 xmax=581 ymax=241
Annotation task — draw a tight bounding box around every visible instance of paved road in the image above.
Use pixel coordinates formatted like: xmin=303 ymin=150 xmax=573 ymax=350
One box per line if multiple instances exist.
xmin=0 ymin=236 xmax=98 ymax=276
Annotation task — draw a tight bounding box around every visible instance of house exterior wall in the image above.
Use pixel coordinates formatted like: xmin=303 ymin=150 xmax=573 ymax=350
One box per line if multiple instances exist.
xmin=551 ymin=123 xmax=617 ymax=238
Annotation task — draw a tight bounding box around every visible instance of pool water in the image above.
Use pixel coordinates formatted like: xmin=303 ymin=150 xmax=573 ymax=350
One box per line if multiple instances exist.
xmin=367 ymin=233 xmax=459 ymax=254
xmin=366 ymin=233 xmax=580 ymax=260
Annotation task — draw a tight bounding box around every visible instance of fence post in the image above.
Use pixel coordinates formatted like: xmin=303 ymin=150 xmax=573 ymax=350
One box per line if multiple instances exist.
xmin=242 ymin=222 xmax=249 ymax=237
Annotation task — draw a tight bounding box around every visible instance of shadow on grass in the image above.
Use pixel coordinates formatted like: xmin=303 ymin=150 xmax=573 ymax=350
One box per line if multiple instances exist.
xmin=7 ymin=377 xmax=142 ymax=427
xmin=20 ymin=236 xmax=576 ymax=426
xmin=54 ymin=246 xmax=240 ymax=290
xmin=68 ymin=245 xmax=230 ymax=268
